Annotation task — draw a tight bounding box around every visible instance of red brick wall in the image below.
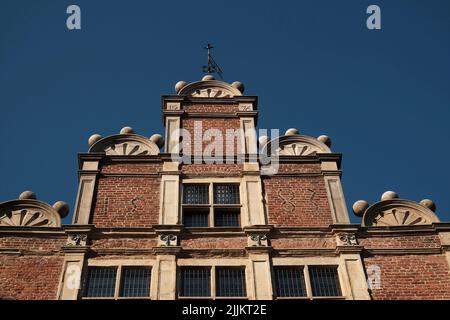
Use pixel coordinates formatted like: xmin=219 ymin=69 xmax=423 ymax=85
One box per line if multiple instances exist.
xmin=358 ymin=234 xmax=442 ymax=249
xmin=0 ymin=255 xmax=63 ymax=300
xmin=263 ymin=171 xmax=332 ymax=227
xmin=92 ymin=176 xmax=161 ymax=228
xmin=181 ymin=118 xmax=241 ymax=156
xmin=363 ymin=254 xmax=450 ymax=299
xmin=0 ymin=236 xmax=65 ymax=251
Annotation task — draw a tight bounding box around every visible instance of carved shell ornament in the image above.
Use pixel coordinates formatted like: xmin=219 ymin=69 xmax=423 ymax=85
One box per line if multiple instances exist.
xmin=260 ymin=129 xmax=332 ymax=157
xmin=0 ymin=192 xmax=69 ymax=228
xmin=175 ymin=76 xmax=244 ymax=98
xmin=353 ymin=191 xmax=440 ymax=227
xmin=88 ymin=127 xmax=163 ymax=156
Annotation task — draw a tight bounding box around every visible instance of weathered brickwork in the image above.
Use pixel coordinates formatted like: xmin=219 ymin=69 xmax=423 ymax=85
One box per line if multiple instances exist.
xmin=183 ymin=103 xmax=239 ymax=113
xmin=263 ymin=176 xmax=332 ymax=227
xmin=0 ymin=255 xmax=63 ymax=300
xmin=90 ymin=238 xmax=158 ymax=250
xmin=363 ymin=254 xmax=450 ymax=300
xmin=91 ymin=176 xmax=161 ymax=227
xmin=180 ymin=236 xmax=247 ymax=249
xmin=0 ymin=236 xmax=65 ymax=252
xmin=181 ymin=118 xmax=241 ymax=155
xmin=358 ymin=234 xmax=442 ymax=249
xmin=270 ymin=235 xmax=336 ymax=249
xmin=101 ymin=163 xmax=162 ymax=174
xmin=181 ymin=163 xmax=242 ymax=175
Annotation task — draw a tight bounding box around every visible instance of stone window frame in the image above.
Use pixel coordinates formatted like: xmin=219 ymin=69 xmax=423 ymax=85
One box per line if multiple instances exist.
xmin=177 ymin=259 xmax=251 ymax=300
xmin=271 ymin=257 xmax=347 ymax=300
xmin=181 ymin=178 xmax=243 ymax=228
xmin=82 ymin=259 xmax=155 ymax=300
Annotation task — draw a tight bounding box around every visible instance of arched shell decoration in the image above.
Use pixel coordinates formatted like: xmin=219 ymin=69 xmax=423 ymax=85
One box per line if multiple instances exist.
xmin=89 ymin=134 xmax=160 ymax=156
xmin=178 ymin=80 xmax=242 ymax=98
xmin=262 ymin=135 xmax=331 ymax=156
xmin=0 ymin=200 xmax=62 ymax=227
xmin=362 ymin=199 xmax=440 ymax=227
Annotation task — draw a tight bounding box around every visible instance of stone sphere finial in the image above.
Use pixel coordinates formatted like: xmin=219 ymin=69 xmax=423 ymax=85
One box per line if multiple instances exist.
xmin=202 ymin=75 xmax=214 ymax=81
xmin=88 ymin=134 xmax=102 ymax=147
xmin=420 ymin=199 xmax=436 ymax=212
xmin=352 ymin=200 xmax=369 ymax=217
xmin=317 ymin=135 xmax=332 ymax=148
xmin=120 ymin=126 xmax=134 ymax=134
xmin=258 ymin=135 xmax=269 ymax=146
xmin=285 ymin=128 xmax=299 ymax=136
xmin=150 ymin=134 xmax=165 ymax=148
xmin=53 ymin=201 xmax=70 ymax=218
xmin=231 ymin=81 xmax=245 ymax=93
xmin=381 ymin=191 xmax=399 ymax=201
xmin=175 ymin=81 xmax=187 ymax=93
xmin=19 ymin=191 xmax=37 ymax=200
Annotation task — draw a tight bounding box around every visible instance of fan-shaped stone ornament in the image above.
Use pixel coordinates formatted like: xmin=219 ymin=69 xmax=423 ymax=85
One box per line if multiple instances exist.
xmin=89 ymin=134 xmax=160 ymax=156
xmin=0 ymin=200 xmax=63 ymax=227
xmin=362 ymin=199 xmax=440 ymax=227
xmin=177 ymin=80 xmax=242 ymax=98
xmin=262 ymin=135 xmax=331 ymax=156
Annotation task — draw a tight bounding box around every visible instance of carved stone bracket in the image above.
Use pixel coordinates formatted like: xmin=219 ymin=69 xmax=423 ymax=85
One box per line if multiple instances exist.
xmin=67 ymin=234 xmax=88 ymax=246
xmin=337 ymin=233 xmax=358 ymax=246
xmin=158 ymin=234 xmax=178 ymax=247
xmin=248 ymin=234 xmax=268 ymax=247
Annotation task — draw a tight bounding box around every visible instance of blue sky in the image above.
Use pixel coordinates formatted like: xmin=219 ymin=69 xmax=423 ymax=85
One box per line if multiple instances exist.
xmin=1 ymin=0 xmax=449 ymax=224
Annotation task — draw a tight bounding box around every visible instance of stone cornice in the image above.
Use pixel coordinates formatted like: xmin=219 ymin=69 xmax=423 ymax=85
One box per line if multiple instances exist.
xmin=273 ymin=248 xmax=337 ymax=257
xmin=0 ymin=226 xmax=65 ymax=236
xmin=363 ymin=248 xmax=443 ymax=255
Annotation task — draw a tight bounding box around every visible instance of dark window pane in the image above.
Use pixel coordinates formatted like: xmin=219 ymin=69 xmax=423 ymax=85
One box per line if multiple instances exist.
xmin=183 ymin=184 xmax=209 ymax=204
xmin=274 ymin=267 xmax=307 ymax=297
xmin=214 ymin=185 xmax=240 ymax=204
xmin=183 ymin=209 xmax=209 ymax=227
xmin=119 ymin=267 xmax=151 ymax=298
xmin=309 ymin=266 xmax=342 ymax=297
xmin=214 ymin=208 xmax=240 ymax=227
xmin=84 ymin=267 xmax=117 ymax=298
xmin=180 ymin=267 xmax=211 ymax=297
xmin=216 ymin=267 xmax=246 ymax=297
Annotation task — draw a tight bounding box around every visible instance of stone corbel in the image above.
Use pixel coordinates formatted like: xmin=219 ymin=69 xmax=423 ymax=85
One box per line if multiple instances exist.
xmin=244 ymin=225 xmax=273 ymax=248
xmin=153 ymin=224 xmax=182 ymax=247
xmin=62 ymin=224 xmax=95 ymax=248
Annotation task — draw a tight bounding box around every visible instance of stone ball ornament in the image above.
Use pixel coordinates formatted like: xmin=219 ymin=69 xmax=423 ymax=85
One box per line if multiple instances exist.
xmin=175 ymin=81 xmax=187 ymax=93
xmin=285 ymin=128 xmax=300 ymax=136
xmin=202 ymin=75 xmax=215 ymax=81
xmin=88 ymin=134 xmax=103 ymax=147
xmin=19 ymin=190 xmax=37 ymax=200
xmin=420 ymin=199 xmax=436 ymax=212
xmin=352 ymin=200 xmax=369 ymax=217
xmin=52 ymin=201 xmax=70 ymax=218
xmin=258 ymin=135 xmax=269 ymax=147
xmin=120 ymin=126 xmax=135 ymax=134
xmin=150 ymin=134 xmax=165 ymax=148
xmin=317 ymin=135 xmax=332 ymax=148
xmin=381 ymin=191 xmax=399 ymax=201
xmin=231 ymin=81 xmax=245 ymax=93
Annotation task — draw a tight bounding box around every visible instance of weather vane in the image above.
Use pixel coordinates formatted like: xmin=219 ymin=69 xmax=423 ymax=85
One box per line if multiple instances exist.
xmin=203 ymin=43 xmax=223 ymax=78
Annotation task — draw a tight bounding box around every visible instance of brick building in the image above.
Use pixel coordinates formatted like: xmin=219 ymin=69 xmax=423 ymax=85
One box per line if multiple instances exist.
xmin=1 ymin=75 xmax=450 ymax=300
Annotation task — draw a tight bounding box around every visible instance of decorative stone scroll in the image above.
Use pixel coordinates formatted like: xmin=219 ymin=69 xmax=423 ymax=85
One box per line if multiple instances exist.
xmin=178 ymin=80 xmax=242 ymax=98
xmin=158 ymin=234 xmax=178 ymax=247
xmin=89 ymin=134 xmax=160 ymax=156
xmin=0 ymin=200 xmax=65 ymax=228
xmin=262 ymin=135 xmax=331 ymax=157
xmin=362 ymin=199 xmax=440 ymax=227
